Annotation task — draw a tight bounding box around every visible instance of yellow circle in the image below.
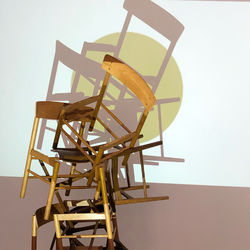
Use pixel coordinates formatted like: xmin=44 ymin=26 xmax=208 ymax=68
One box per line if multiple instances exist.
xmin=75 ymin=32 xmax=183 ymax=142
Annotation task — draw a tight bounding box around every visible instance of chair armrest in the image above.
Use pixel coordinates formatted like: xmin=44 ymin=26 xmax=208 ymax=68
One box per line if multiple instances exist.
xmin=100 ymin=132 xmax=137 ymax=151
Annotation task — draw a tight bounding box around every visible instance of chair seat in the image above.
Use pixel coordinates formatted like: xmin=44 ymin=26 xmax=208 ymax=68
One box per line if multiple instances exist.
xmin=52 ymin=147 xmax=114 ymax=163
xmin=53 ymin=148 xmax=94 ymax=162
xmin=64 ymin=106 xmax=94 ymax=122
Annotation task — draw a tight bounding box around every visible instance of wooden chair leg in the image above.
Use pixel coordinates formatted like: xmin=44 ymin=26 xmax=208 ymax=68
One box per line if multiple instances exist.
xmin=112 ymin=216 xmax=119 ymax=241
xmin=44 ymin=162 xmax=60 ymax=220
xmin=54 ymin=214 xmax=63 ymax=250
xmin=125 ymin=163 xmax=131 ymax=188
xmin=65 ymin=163 xmax=76 ymax=196
xmin=108 ymin=239 xmax=115 ymax=250
xmin=31 ymin=236 xmax=37 ymax=250
xmin=139 ymin=150 xmax=147 ymax=198
xmin=20 ymin=117 xmax=39 ymax=198
xmin=88 ymin=221 xmax=99 ymax=249
xmin=32 ymin=215 xmax=38 ymax=250
xmin=99 ymin=166 xmax=114 ymax=249
xmin=56 ymin=238 xmax=63 ymax=250
xmin=112 ymin=157 xmax=122 ymax=200
xmin=64 ymin=120 xmax=85 ymax=196
xmin=94 ymin=181 xmax=102 ymax=201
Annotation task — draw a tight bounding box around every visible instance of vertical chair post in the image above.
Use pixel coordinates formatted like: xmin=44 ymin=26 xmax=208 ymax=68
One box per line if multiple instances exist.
xmin=112 ymin=157 xmax=122 ymax=200
xmin=20 ymin=117 xmax=40 ymax=198
xmin=139 ymin=150 xmax=147 ymax=198
xmin=44 ymin=162 xmax=60 ymax=220
xmin=65 ymin=121 xmax=86 ymax=196
xmin=99 ymin=166 xmax=114 ymax=250
xmin=54 ymin=214 xmax=63 ymax=250
xmin=32 ymin=215 xmax=38 ymax=250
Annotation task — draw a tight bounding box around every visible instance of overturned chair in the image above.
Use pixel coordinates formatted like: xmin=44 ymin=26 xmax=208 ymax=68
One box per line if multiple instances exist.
xmin=21 ymin=54 xmax=169 ymax=249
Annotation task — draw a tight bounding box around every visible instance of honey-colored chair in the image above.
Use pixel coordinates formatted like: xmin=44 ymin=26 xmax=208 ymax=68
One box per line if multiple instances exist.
xmin=31 ymin=201 xmax=65 ymax=250
xmin=20 ymin=42 xmax=103 ymax=220
xmin=20 ymin=98 xmax=98 ymax=220
xmin=53 ymin=54 xmax=169 ymax=205
xmin=31 ymin=193 xmax=124 ymax=250
xmin=45 ymin=54 xmax=161 ymax=248
xmin=33 ymin=1 xmax=185 ymax=205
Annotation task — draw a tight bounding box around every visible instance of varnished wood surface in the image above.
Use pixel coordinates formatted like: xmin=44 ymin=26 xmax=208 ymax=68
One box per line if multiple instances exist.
xmin=115 ymin=196 xmax=169 ymax=205
xmin=36 ymin=101 xmax=68 ymax=119
xmin=102 ymin=55 xmax=156 ymax=112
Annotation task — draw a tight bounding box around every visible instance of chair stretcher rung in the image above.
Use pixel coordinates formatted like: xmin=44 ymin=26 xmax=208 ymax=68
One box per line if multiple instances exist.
xmin=28 ymin=170 xmax=50 ymax=184
xmin=55 ymin=185 xmax=97 ymax=190
xmin=61 ymin=234 xmax=108 ymax=239
xmin=29 ymin=174 xmax=87 ymax=179
xmin=120 ymin=185 xmax=150 ymax=191
xmin=115 ymin=196 xmax=169 ymax=205
xmin=56 ymin=213 xmax=106 ymax=221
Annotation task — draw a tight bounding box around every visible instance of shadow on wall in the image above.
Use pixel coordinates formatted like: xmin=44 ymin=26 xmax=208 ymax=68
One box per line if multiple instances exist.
xmin=37 ymin=0 xmax=185 ymax=186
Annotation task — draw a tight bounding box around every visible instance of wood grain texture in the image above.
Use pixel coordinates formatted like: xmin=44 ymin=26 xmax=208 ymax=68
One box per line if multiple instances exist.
xmin=102 ymin=55 xmax=156 ymax=112
xmin=36 ymin=101 xmax=68 ymax=119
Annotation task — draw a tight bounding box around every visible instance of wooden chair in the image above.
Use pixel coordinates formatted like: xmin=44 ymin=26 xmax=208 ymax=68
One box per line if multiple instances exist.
xmin=75 ymin=0 xmax=185 ymax=202
xmin=31 ymin=199 xmax=66 ymax=250
xmin=42 ymin=54 xmax=156 ymax=248
xmin=20 ymin=42 xmax=105 ymax=220
xmin=52 ymin=54 xmax=169 ymax=205
xmin=52 ymin=171 xmax=127 ymax=250
xmin=69 ymin=0 xmax=185 ymax=195
xmin=33 ymin=1 xmax=184 ymax=205
xmin=53 ymin=175 xmax=119 ymax=250
xmin=20 ymin=99 xmax=99 ymax=220
xmin=31 ymin=195 xmax=124 ymax=250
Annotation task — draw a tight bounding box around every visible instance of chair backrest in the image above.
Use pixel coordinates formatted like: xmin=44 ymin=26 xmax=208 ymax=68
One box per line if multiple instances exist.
xmin=88 ymin=54 xmax=156 ymax=157
xmin=102 ymin=55 xmax=156 ymax=113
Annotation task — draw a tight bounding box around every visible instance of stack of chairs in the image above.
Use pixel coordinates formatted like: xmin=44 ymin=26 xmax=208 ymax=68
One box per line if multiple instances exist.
xmin=20 ymin=53 xmax=170 ymax=249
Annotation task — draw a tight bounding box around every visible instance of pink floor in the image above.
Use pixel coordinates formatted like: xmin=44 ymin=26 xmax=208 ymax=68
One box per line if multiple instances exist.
xmin=1 ymin=177 xmax=250 ymax=250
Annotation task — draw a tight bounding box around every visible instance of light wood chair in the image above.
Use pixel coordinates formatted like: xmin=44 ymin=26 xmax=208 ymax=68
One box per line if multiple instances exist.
xmin=31 ymin=200 xmax=66 ymax=250
xmin=20 ymin=42 xmax=106 ymax=220
xmin=51 ymin=159 xmax=127 ymax=250
xmin=31 ymin=196 xmax=124 ymax=250
xmin=64 ymin=0 xmax=185 ymax=195
xmin=33 ymin=1 xmax=185 ymax=205
xmin=52 ymin=54 xmax=169 ymax=205
xmin=45 ymin=54 xmax=159 ymax=248
xmin=53 ymin=170 xmax=118 ymax=250
xmin=20 ymin=98 xmax=100 ymax=220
